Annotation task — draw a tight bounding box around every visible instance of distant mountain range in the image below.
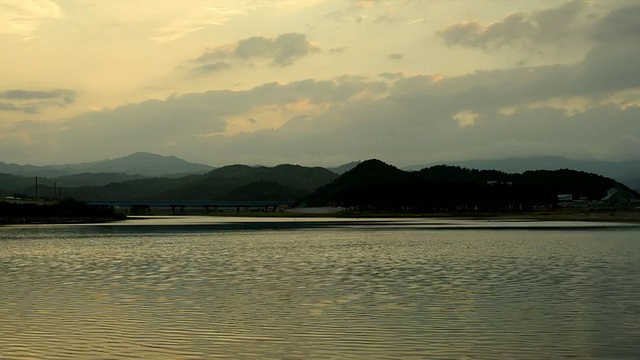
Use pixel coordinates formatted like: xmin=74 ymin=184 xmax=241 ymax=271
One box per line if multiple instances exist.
xmin=1 ymin=163 xmax=337 ymax=202
xmin=0 ymin=152 xmax=214 ymax=178
xmin=327 ymin=161 xmax=361 ymax=175
xmin=2 ymin=154 xmax=640 ymax=203
xmin=405 ymin=156 xmax=640 ymax=190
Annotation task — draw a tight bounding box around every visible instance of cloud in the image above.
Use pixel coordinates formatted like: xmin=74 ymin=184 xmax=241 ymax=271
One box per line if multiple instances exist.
xmin=191 ymin=61 xmax=233 ymax=75
xmin=5 ymin=3 xmax=640 ymax=166
xmin=0 ymin=0 xmax=61 ymax=39
xmin=350 ymin=0 xmax=417 ymax=8
xmin=438 ymin=0 xmax=588 ymax=49
xmin=570 ymin=4 xmax=640 ymax=94
xmin=0 ymin=89 xmax=75 ymax=102
xmin=328 ymin=0 xmax=417 ymax=25
xmin=151 ymin=4 xmax=248 ymax=43
xmin=374 ymin=13 xmax=396 ymax=23
xmin=453 ymin=111 xmax=479 ymax=128
xmin=0 ymin=89 xmax=76 ymax=113
xmin=407 ymin=18 xmax=425 ymax=25
xmin=152 ymin=1 xmax=331 ymax=43
xmin=13 ymin=41 xmax=640 ymax=166
xmin=388 ymin=53 xmax=403 ymax=60
xmin=0 ymin=102 xmax=33 ymax=112
xmin=4 ymin=77 xmax=385 ymax=162
xmin=193 ymin=33 xmax=320 ymax=72
xmin=330 ymin=47 xmax=347 ymax=54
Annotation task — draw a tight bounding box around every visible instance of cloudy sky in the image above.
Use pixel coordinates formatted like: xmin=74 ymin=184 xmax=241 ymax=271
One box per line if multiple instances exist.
xmin=1 ymin=0 xmax=638 ymax=167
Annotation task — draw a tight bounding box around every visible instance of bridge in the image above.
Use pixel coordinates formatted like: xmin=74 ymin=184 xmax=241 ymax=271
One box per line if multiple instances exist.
xmin=88 ymin=201 xmax=296 ymax=215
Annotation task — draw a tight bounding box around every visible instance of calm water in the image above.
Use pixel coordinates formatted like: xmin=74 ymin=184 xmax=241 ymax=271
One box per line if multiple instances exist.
xmin=1 ymin=216 xmax=639 ymax=359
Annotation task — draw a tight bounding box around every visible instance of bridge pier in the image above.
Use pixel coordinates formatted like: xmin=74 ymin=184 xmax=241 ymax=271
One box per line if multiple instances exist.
xmin=170 ymin=205 xmax=186 ymax=215
xmin=205 ymin=205 xmax=220 ymax=214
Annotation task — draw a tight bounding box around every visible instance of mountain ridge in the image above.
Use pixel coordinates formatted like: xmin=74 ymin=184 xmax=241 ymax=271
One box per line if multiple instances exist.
xmin=305 ymin=159 xmax=638 ymax=211
xmin=0 ymin=152 xmax=214 ymax=177
xmin=405 ymin=156 xmax=640 ymax=186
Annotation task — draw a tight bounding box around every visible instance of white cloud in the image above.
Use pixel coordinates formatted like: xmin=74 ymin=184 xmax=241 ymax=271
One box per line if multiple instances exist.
xmin=151 ymin=4 xmax=247 ymax=43
xmin=0 ymin=0 xmax=61 ymax=39
xmin=453 ymin=111 xmax=479 ymax=127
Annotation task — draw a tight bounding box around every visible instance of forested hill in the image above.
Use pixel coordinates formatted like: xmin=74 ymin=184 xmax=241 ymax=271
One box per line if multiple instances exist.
xmin=3 ymin=159 xmax=637 ymax=207
xmin=14 ymin=164 xmax=338 ymax=202
xmin=304 ymin=159 xmax=639 ymax=212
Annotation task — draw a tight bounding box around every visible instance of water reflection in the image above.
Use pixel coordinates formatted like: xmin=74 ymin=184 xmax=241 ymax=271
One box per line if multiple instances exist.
xmin=1 ymin=218 xmax=639 ymax=359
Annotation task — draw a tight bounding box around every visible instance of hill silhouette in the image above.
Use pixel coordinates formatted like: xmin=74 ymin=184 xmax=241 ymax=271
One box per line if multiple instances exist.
xmin=0 ymin=152 xmax=213 ymax=178
xmin=305 ymin=159 xmax=638 ymax=212
xmin=29 ymin=164 xmax=337 ymax=202
xmin=3 ymin=158 xmax=637 ymax=211
xmin=405 ymin=156 xmax=640 ymax=187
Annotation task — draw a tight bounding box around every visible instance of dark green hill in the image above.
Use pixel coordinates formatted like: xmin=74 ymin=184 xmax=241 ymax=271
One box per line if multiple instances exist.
xmin=155 ymin=164 xmax=336 ymax=201
xmin=0 ymin=172 xmax=145 ymax=193
xmin=203 ymin=164 xmax=336 ymax=190
xmin=64 ymin=177 xmax=197 ymax=202
xmin=219 ymin=181 xmax=308 ymax=201
xmin=512 ymin=169 xmax=618 ymax=200
xmin=305 ymin=160 xmax=638 ymax=212
xmin=405 ymin=156 xmax=640 ymax=184
xmin=53 ymin=173 xmax=146 ymax=187
xmin=305 ymin=159 xmax=406 ymax=207
xmin=0 ymin=173 xmax=36 ymax=194
xmin=41 ymin=164 xmax=336 ymax=202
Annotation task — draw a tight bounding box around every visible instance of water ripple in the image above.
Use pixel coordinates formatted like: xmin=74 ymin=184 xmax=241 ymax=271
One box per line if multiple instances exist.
xmin=1 ymin=222 xmax=639 ymax=359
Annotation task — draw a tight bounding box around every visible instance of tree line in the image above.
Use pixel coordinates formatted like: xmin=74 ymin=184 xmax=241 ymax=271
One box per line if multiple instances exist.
xmin=303 ymin=160 xmax=633 ymax=213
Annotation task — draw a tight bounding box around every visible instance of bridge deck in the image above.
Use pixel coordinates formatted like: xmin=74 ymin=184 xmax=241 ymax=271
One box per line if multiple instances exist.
xmin=88 ymin=201 xmax=295 ymax=207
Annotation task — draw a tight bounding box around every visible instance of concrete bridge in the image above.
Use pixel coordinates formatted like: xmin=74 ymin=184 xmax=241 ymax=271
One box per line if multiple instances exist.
xmin=88 ymin=201 xmax=296 ymax=215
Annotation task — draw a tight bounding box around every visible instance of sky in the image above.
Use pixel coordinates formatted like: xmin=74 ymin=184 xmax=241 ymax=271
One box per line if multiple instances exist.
xmin=1 ymin=0 xmax=639 ymax=167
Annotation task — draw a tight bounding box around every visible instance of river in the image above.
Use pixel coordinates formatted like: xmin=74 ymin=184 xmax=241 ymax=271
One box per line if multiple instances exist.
xmin=1 ymin=216 xmax=639 ymax=359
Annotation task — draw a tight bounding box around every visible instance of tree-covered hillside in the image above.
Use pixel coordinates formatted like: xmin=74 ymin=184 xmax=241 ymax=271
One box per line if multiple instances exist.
xmin=0 ymin=164 xmax=337 ymax=202
xmin=304 ymin=159 xmax=638 ymax=212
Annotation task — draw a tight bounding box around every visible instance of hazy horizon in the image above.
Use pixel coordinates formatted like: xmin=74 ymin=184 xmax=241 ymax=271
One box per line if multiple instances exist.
xmin=4 ymin=151 xmax=640 ymax=173
xmin=1 ymin=1 xmax=639 ymax=167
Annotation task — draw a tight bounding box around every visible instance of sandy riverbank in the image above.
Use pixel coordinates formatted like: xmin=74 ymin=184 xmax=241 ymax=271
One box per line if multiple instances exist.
xmin=208 ymin=208 xmax=640 ymax=223
xmin=484 ymin=209 xmax=640 ymax=223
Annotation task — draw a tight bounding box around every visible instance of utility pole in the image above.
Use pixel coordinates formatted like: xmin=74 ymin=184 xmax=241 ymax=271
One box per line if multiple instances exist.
xmin=35 ymin=176 xmax=38 ymax=200
xmin=54 ymin=182 xmax=57 ymax=201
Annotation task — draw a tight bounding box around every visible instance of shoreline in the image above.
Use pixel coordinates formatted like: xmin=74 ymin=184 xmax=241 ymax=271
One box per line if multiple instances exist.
xmin=192 ymin=208 xmax=640 ymax=224
xmin=3 ymin=209 xmax=640 ymax=225
xmin=343 ymin=209 xmax=640 ymax=223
